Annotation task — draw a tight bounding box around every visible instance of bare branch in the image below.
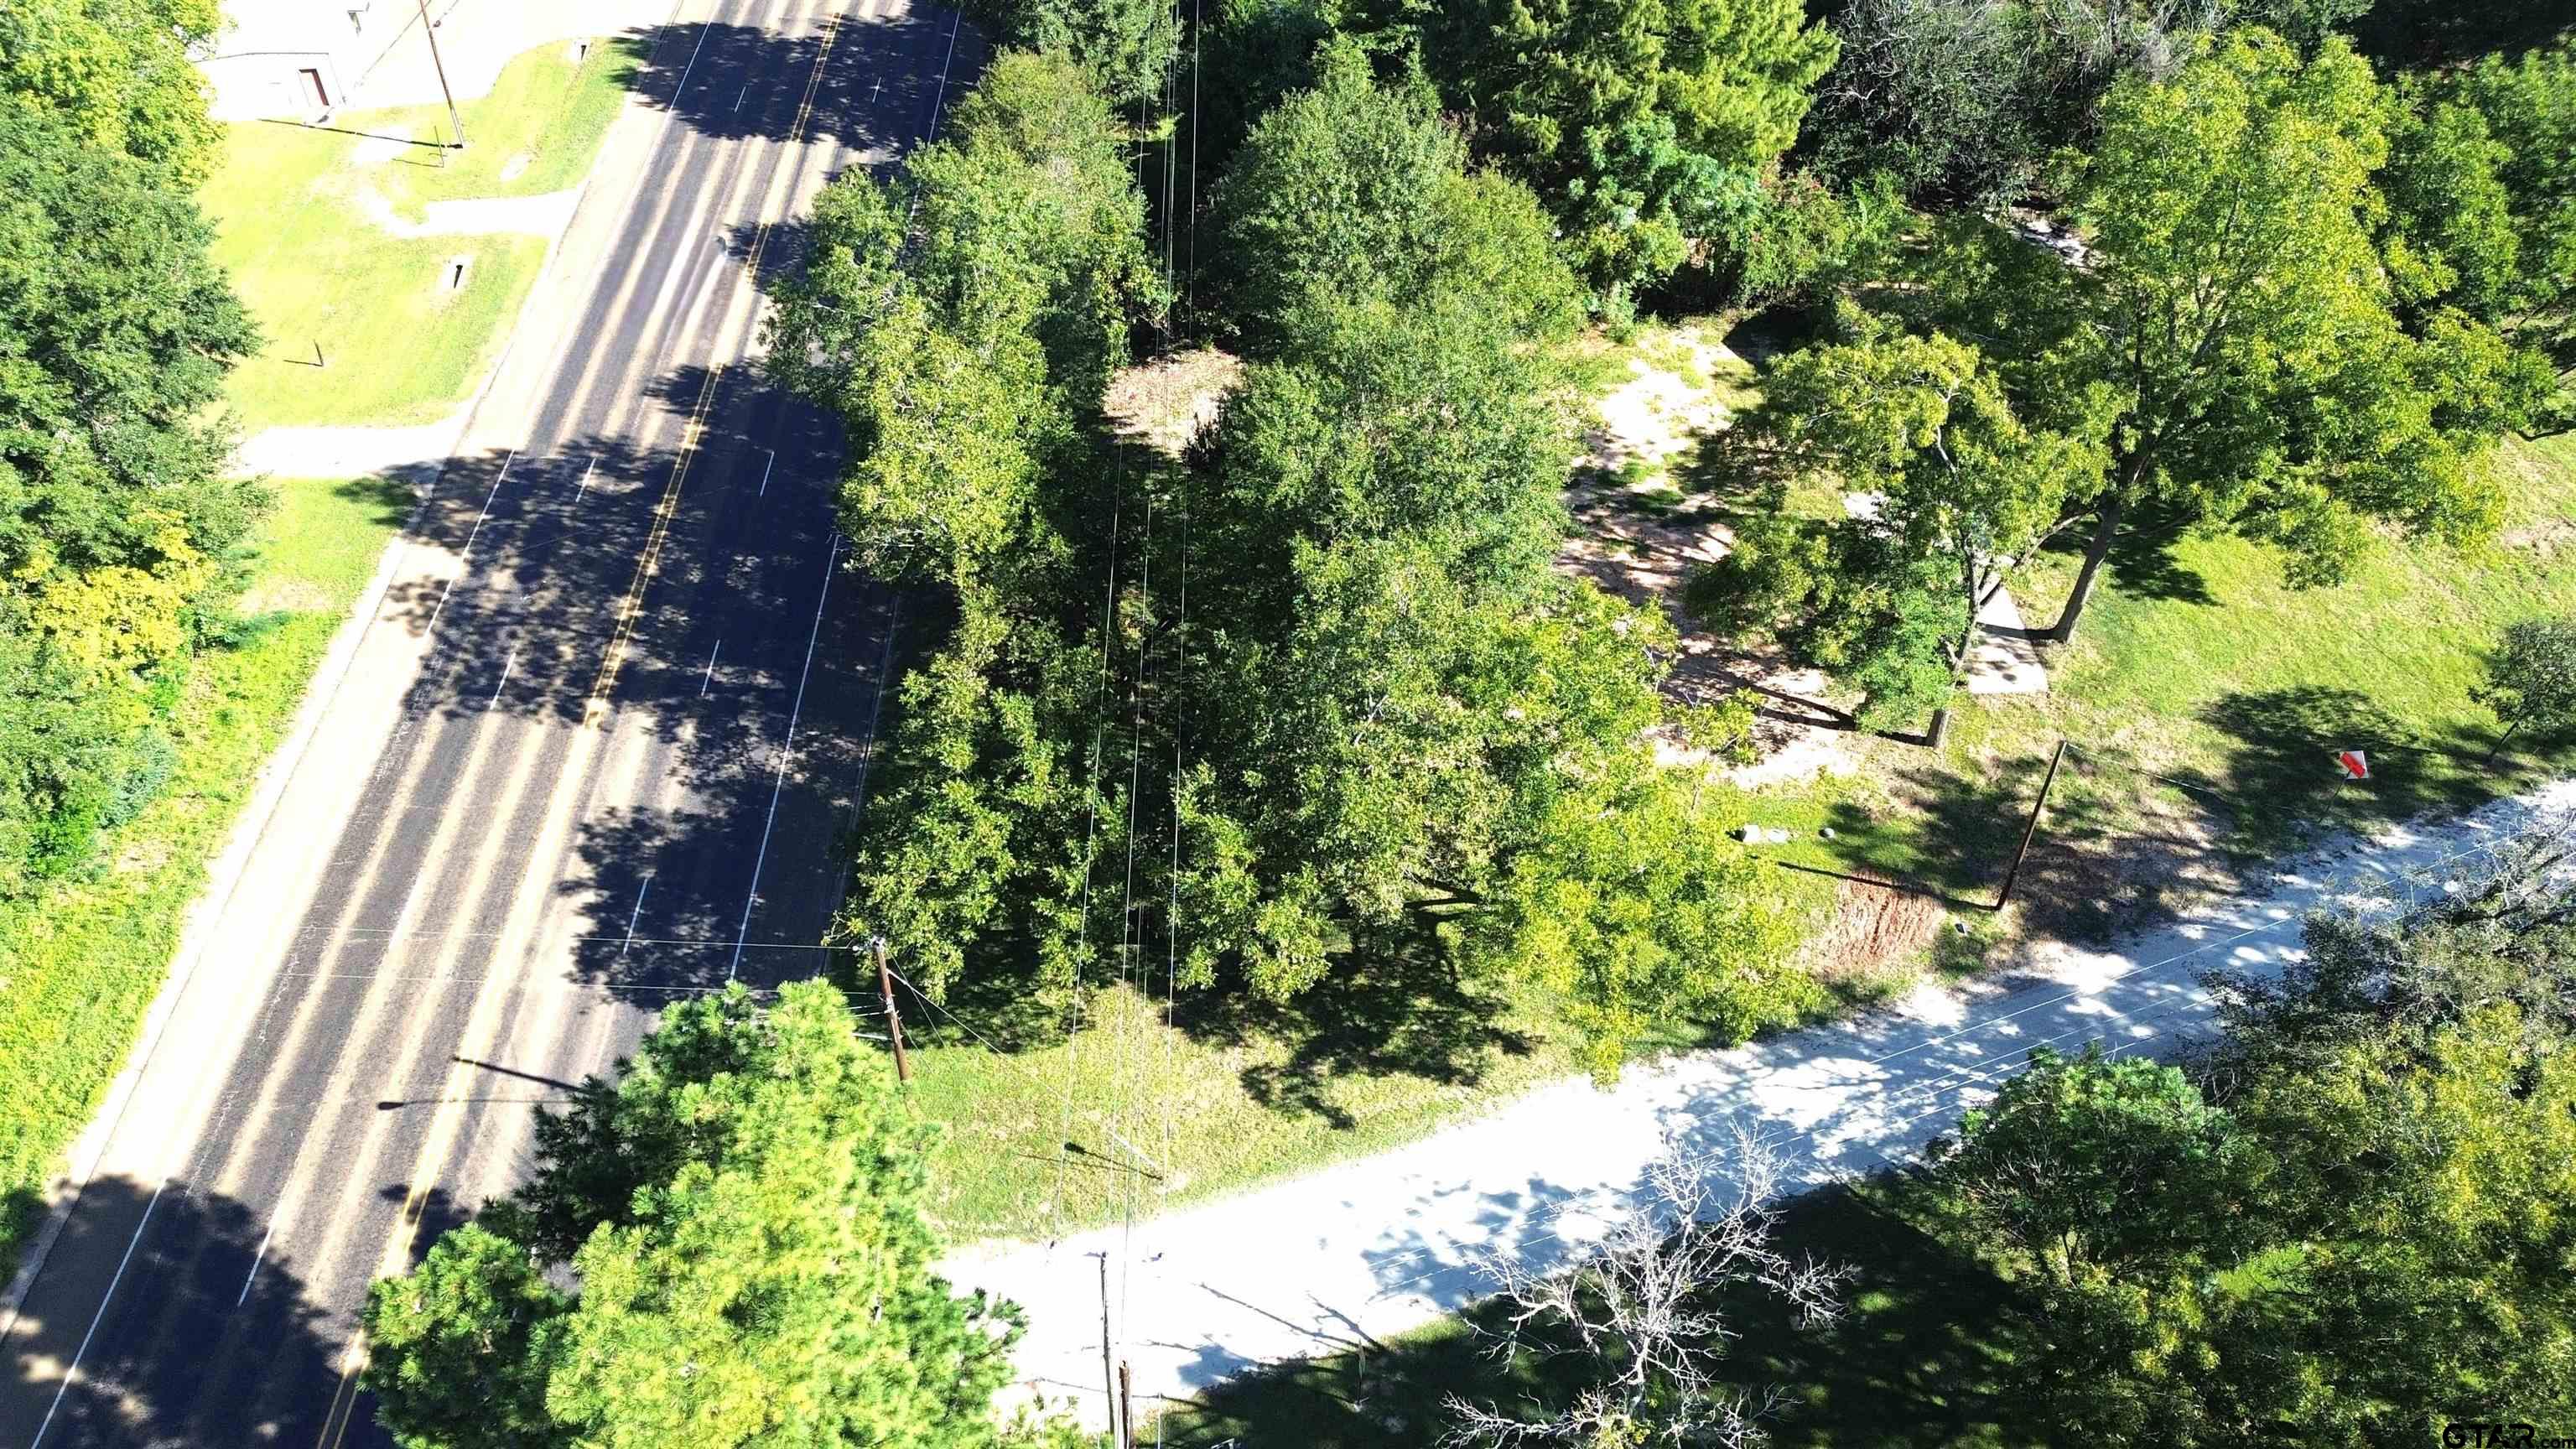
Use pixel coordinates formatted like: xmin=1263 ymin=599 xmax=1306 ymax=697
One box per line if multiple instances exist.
xmin=1444 ymin=1130 xmax=1850 ymax=1446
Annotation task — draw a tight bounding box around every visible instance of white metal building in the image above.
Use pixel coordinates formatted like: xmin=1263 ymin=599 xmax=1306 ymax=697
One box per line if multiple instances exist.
xmin=192 ymin=0 xmax=461 ymax=122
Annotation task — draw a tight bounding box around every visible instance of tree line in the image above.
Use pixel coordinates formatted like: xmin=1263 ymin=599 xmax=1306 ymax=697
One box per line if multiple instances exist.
xmin=1706 ymin=23 xmax=2570 ymax=735
xmin=763 ymin=37 xmax=1819 ymax=1076
xmin=0 ymin=0 xmax=264 ymax=893
xmin=782 ymin=0 xmax=2576 ymax=1059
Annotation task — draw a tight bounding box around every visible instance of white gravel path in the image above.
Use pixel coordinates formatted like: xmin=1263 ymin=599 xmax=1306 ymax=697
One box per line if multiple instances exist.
xmin=1965 ymin=584 xmax=2049 ymax=695
xmin=231 ymin=412 xmax=473 ymax=481
xmin=946 ymin=778 xmax=2576 ymax=1429
xmin=355 ymin=185 xmax=583 ymax=239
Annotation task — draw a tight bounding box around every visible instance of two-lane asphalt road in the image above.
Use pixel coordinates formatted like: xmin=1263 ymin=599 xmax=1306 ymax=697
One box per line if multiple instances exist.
xmin=1 ymin=2 xmax=977 ymax=1442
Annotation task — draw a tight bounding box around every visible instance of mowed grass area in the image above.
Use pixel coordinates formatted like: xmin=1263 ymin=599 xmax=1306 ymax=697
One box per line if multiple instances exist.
xmin=0 ymin=477 xmax=410 ymax=1272
xmin=1726 ymin=431 xmax=2576 ymax=940
xmin=202 ymin=39 xmax=641 ymax=431
xmin=907 ymin=976 xmax=1590 ymax=1244
xmin=1152 ymin=1175 xmax=2038 ymax=1447
xmin=896 ymin=823 xmax=1870 ymax=1244
xmin=906 ymin=864 xmax=1855 ymax=1245
xmin=369 ymin=36 xmax=648 ymax=212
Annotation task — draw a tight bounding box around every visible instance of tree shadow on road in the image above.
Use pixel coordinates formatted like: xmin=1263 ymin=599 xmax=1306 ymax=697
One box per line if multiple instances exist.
xmin=0 ymin=1174 xmax=351 ymax=1449
xmin=612 ymin=8 xmax=979 ymax=155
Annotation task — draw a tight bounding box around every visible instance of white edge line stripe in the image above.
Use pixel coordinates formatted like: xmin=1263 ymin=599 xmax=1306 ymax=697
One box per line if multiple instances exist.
xmin=235 ymin=1220 xmax=275 ymax=1307
xmin=29 ymin=1176 xmax=169 ymax=1449
xmin=727 ymin=538 xmax=839 ymax=980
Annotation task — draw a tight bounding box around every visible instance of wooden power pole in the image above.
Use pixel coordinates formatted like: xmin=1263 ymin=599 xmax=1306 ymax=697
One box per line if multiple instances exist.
xmin=1117 ymin=1360 xmax=1135 ymax=1449
xmin=1097 ymin=1255 xmax=1119 ymax=1448
xmin=415 ymin=0 xmax=466 ymax=148
xmin=872 ymin=937 xmax=911 ymax=1083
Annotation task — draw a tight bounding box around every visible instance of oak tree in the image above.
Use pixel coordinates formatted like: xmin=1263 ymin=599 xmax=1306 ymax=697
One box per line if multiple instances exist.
xmin=1949 ymin=32 xmax=2547 ymax=641
xmin=0 ymin=0 xmax=224 ymax=184
xmin=1392 ymin=0 xmax=1839 ymax=300
xmin=0 ymin=107 xmax=258 ymax=888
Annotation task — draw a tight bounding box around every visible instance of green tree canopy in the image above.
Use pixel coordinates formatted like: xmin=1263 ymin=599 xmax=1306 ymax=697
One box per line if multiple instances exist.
xmin=766 ymin=51 xmax=1150 ymax=995
xmin=1902 ymin=847 xmax=2576 ymax=1443
xmin=1388 ymin=0 xmax=1838 ymax=299
xmin=1187 ymin=0 xmax=1333 ymax=187
xmin=1800 ymin=0 xmax=2225 ymax=209
xmin=788 ymin=39 xmax=1800 ymax=1075
xmin=1935 ymin=1047 xmax=2247 ymax=1292
xmin=955 ymin=0 xmax=1180 ymax=106
xmin=1929 ymin=30 xmax=2549 ymax=641
xmin=2391 ymin=41 xmax=2576 ymax=428
xmin=0 ymin=106 xmax=258 ymax=890
xmin=0 ymin=0 xmax=224 ymax=185
xmin=0 ymin=107 xmax=259 ymax=582
xmin=1166 ymin=286 xmax=1807 ymax=1063
xmin=1691 ymin=323 xmax=2108 ymax=731
xmin=366 ymin=981 xmax=1068 ymax=1449
xmin=2213 ymin=829 xmax=2576 ymax=1067
xmin=2475 ymin=615 xmax=2576 ymax=758
xmin=1208 ymin=39 xmax=1581 ymax=349
xmin=2215 ymin=1005 xmax=2576 ymax=1439
xmin=766 ymin=49 xmax=1153 ymax=594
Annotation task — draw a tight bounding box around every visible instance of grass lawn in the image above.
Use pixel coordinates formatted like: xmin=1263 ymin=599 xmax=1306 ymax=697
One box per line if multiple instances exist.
xmin=1743 ymin=430 xmax=2576 ymax=940
xmin=907 ymin=974 xmax=1592 ymax=1244
xmin=0 ymin=477 xmax=412 ymax=1275
xmin=201 ymin=39 xmax=641 ymax=431
xmin=368 ymin=36 xmax=648 ymax=212
xmin=900 ymin=844 xmax=1876 ymax=1247
xmin=892 ymin=815 xmax=1898 ymax=1248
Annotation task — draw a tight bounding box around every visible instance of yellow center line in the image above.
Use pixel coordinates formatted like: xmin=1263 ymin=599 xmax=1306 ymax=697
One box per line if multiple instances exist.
xmin=585 ymin=11 xmax=836 ymax=724
xmin=313 ymin=10 xmax=850 ymax=1446
xmin=584 ymin=359 xmax=724 ymax=724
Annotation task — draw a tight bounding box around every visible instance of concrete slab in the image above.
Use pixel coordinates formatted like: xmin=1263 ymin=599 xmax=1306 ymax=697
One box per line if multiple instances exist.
xmin=1966 ymin=585 xmax=2049 ymax=695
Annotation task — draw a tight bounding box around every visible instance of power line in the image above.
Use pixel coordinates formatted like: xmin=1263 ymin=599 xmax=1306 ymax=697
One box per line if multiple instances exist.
xmin=1114 ymin=491 xmax=1157 ymax=1237
xmin=1058 ymin=414 xmax=1128 ymax=1232
xmin=880 ymin=961 xmax=1170 ymax=1180
xmin=1150 ymin=18 xmax=1192 ymax=1202
xmin=1107 ymin=65 xmax=1164 ymax=1386
xmin=1163 ymin=504 xmax=1192 ymax=1162
xmin=1185 ymin=0 xmax=1202 ymax=319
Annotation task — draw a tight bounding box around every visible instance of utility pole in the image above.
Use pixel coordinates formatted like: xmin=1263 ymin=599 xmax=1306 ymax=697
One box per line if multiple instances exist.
xmin=1117 ymin=1361 xmax=1135 ymax=1449
xmin=872 ymin=937 xmax=911 ymax=1083
xmin=1097 ymin=1255 xmax=1119 ymax=1449
xmin=415 ymin=0 xmax=465 ymax=148
xmin=1996 ymin=739 xmax=2068 ymax=910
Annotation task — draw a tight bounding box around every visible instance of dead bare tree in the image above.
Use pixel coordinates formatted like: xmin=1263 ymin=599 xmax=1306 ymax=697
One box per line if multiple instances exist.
xmin=1441 ymin=1127 xmax=1849 ymax=1447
